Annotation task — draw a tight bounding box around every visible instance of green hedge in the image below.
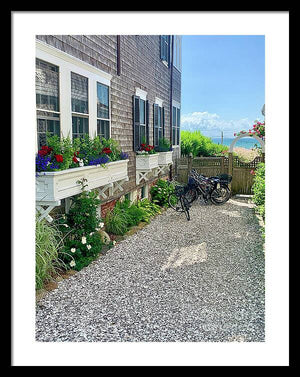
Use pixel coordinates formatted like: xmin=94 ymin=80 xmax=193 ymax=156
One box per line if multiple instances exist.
xmin=180 ymin=130 xmax=228 ymax=157
xmin=252 ymin=162 xmax=265 ymax=220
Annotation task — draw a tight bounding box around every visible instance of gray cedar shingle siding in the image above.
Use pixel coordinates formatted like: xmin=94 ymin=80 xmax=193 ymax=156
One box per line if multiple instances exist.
xmin=36 ymin=34 xmax=181 ymax=196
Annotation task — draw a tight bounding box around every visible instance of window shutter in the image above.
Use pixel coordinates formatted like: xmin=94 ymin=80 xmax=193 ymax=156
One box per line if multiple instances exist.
xmin=133 ymin=95 xmax=140 ymax=151
xmin=146 ymin=100 xmax=149 ymax=144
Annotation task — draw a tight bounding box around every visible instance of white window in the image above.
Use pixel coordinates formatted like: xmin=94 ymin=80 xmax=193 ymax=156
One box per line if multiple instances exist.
xmin=172 ymin=101 xmax=181 ymax=146
xmin=97 ymin=82 xmax=110 ymax=139
xmin=36 ymin=58 xmax=60 ymax=149
xmin=173 ymin=35 xmax=182 ymax=72
xmin=71 ymin=72 xmax=89 ymax=139
xmin=35 ymin=40 xmax=112 ymax=151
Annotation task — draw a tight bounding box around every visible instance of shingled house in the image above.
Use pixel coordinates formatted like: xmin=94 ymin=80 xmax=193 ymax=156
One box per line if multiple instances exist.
xmin=35 ymin=35 xmax=182 ymax=217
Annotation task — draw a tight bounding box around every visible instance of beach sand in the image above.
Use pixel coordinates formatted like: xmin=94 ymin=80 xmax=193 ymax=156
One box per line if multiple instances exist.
xmin=233 ymin=147 xmax=260 ymax=162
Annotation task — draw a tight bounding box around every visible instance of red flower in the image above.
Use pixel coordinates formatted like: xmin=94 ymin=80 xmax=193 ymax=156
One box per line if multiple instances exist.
xmin=102 ymin=147 xmax=112 ymax=154
xmin=38 ymin=145 xmax=53 ymax=156
xmin=73 ymin=156 xmax=78 ymax=163
xmin=54 ymin=154 xmax=64 ymax=163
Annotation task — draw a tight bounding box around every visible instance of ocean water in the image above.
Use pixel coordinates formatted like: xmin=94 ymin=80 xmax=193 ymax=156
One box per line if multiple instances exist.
xmin=211 ymin=137 xmax=259 ymax=150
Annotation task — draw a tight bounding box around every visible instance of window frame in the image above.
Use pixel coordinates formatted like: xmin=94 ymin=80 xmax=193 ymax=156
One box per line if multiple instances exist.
xmin=96 ymin=81 xmax=111 ymax=140
xmin=153 ymin=103 xmax=165 ymax=148
xmin=173 ymin=35 xmax=182 ymax=72
xmin=36 ymin=58 xmax=61 ymax=149
xmin=133 ymin=88 xmax=149 ymax=151
xmin=172 ymin=101 xmax=181 ymax=146
xmin=160 ymin=35 xmax=170 ymax=66
xmin=71 ymin=71 xmax=89 ymax=139
xmin=36 ymin=40 xmax=112 ymax=151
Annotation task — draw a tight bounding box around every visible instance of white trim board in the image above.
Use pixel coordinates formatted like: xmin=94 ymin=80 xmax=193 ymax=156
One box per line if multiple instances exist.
xmin=135 ymin=88 xmax=147 ymax=100
xmin=36 ymin=40 xmax=112 ymax=84
xmin=155 ymin=97 xmax=163 ymax=107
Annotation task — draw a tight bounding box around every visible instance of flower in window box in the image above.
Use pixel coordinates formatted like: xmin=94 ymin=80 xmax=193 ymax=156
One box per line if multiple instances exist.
xmin=81 ymin=236 xmax=87 ymax=244
xmin=38 ymin=145 xmax=53 ymax=156
xmin=87 ymin=244 xmax=92 ymax=250
xmin=102 ymin=147 xmax=112 ymax=154
xmin=71 ymin=248 xmax=76 ymax=253
xmin=54 ymin=154 xmax=64 ymax=163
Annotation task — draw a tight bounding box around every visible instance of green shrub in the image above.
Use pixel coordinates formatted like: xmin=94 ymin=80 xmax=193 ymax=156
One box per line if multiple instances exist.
xmin=115 ymin=199 xmax=146 ymax=227
xmin=137 ymin=199 xmax=161 ymax=223
xmin=57 ymin=188 xmax=103 ymax=271
xmin=180 ymin=130 xmax=228 ymax=157
xmin=150 ymin=179 xmax=174 ymax=207
xmin=252 ymin=162 xmax=265 ymax=218
xmin=35 ymin=217 xmax=66 ymax=290
xmin=252 ymin=162 xmax=265 ymax=239
xmin=105 ymin=207 xmax=129 ymax=236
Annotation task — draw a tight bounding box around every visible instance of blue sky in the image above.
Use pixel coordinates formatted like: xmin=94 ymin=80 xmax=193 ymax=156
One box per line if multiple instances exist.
xmin=181 ymin=35 xmax=265 ymax=138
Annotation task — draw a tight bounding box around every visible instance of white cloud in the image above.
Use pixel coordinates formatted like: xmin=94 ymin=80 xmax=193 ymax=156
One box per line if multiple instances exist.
xmin=181 ymin=111 xmax=255 ymax=137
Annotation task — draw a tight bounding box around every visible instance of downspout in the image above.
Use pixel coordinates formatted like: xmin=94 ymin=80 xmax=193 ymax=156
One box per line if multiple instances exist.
xmin=169 ymin=35 xmax=174 ymax=180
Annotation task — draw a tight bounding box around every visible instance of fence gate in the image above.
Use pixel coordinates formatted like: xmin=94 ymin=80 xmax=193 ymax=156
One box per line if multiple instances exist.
xmin=175 ymin=155 xmax=264 ymax=195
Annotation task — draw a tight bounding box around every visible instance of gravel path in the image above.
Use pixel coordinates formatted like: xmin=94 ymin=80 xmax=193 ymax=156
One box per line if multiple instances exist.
xmin=35 ymin=198 xmax=265 ymax=342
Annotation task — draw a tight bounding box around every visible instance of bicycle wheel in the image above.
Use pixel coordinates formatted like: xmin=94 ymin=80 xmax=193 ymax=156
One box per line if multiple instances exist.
xmin=180 ymin=196 xmax=191 ymax=221
xmin=210 ymin=184 xmax=231 ymax=205
xmin=168 ymin=193 xmax=184 ymax=212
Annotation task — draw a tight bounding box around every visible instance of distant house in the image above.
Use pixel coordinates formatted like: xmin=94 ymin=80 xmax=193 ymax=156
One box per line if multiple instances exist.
xmin=35 ymin=35 xmax=182 ymax=216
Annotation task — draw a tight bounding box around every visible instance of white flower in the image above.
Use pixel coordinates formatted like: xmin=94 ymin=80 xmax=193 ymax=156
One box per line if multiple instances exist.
xmin=71 ymin=248 xmax=76 ymax=253
xmin=89 ymin=232 xmax=94 ymax=236
xmin=99 ymin=222 xmax=104 ymax=228
xmin=112 ymin=241 xmax=116 ymax=245
xmin=70 ymin=260 xmax=76 ymax=267
xmin=63 ymin=224 xmax=69 ymax=228
xmin=81 ymin=236 xmax=87 ymax=244
xmin=87 ymin=244 xmax=92 ymax=250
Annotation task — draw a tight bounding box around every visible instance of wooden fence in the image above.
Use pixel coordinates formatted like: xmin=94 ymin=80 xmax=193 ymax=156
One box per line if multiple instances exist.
xmin=175 ymin=154 xmax=264 ymax=195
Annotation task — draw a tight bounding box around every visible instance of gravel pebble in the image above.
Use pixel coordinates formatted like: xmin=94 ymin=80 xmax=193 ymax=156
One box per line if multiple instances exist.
xmin=36 ymin=198 xmax=265 ymax=342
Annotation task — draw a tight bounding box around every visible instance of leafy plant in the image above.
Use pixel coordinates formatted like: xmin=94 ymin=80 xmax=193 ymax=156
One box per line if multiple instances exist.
xmin=56 ymin=189 xmax=103 ymax=271
xmin=137 ymin=199 xmax=161 ymax=222
xmin=180 ymin=130 xmax=228 ymax=157
xmin=150 ymin=179 xmax=174 ymax=207
xmin=252 ymin=162 xmax=265 ymax=219
xmin=36 ymin=133 xmax=127 ymax=173
xmin=251 ymin=162 xmax=265 ymax=240
xmin=35 ymin=217 xmax=66 ymax=290
xmin=104 ymin=207 xmax=129 ymax=236
xmin=136 ymin=143 xmax=157 ymax=155
xmin=157 ymin=137 xmax=171 ymax=152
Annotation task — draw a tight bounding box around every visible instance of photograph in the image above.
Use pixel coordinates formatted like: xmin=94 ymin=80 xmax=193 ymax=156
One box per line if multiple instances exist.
xmin=11 ymin=11 xmax=289 ymax=367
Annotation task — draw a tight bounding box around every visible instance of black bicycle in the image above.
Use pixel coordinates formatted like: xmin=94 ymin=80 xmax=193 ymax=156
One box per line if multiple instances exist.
xmin=167 ymin=181 xmax=192 ymax=221
xmin=186 ymin=169 xmax=232 ymax=205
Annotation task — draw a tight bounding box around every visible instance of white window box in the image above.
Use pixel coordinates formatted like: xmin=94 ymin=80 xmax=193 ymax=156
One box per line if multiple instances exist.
xmin=158 ymin=151 xmax=173 ymax=165
xmin=36 ymin=159 xmax=129 ymax=202
xmin=136 ymin=154 xmax=159 ymax=170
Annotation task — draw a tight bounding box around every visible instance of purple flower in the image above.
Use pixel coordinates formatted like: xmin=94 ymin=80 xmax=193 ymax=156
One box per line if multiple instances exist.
xmin=120 ymin=151 xmax=129 ymax=160
xmin=36 ymin=154 xmax=51 ymax=173
xmin=88 ymin=155 xmax=109 ymax=166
